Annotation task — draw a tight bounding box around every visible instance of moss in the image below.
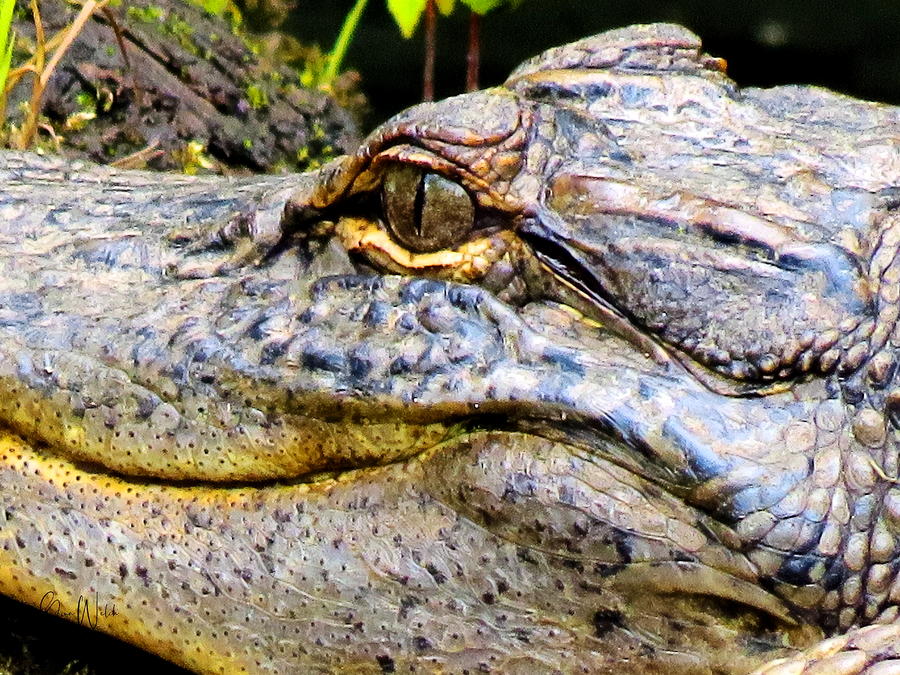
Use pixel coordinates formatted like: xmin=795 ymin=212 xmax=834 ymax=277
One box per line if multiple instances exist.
xmin=190 ymin=0 xmax=228 ymax=15
xmin=126 ymin=6 xmax=203 ymax=57
xmin=185 ymin=0 xmax=242 ymax=31
xmin=165 ymin=15 xmax=199 ymax=55
xmin=297 ymin=44 xmax=329 ymax=89
xmin=125 ymin=5 xmax=166 ymax=23
xmin=245 ymin=82 xmax=268 ymax=109
xmin=11 ymin=2 xmax=29 ymax=21
xmin=311 ymin=120 xmax=327 ymax=141
xmin=176 ymin=139 xmax=216 ymax=175
xmin=74 ymin=92 xmax=95 ymax=110
xmin=295 ymin=140 xmax=338 ymax=172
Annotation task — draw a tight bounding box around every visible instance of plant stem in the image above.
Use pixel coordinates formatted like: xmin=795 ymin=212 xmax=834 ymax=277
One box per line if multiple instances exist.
xmin=422 ymin=0 xmax=436 ymax=101
xmin=17 ymin=0 xmax=43 ymax=149
xmin=323 ymin=0 xmax=368 ymax=87
xmin=19 ymin=0 xmax=110 ymax=149
xmin=465 ymin=10 xmax=479 ymax=92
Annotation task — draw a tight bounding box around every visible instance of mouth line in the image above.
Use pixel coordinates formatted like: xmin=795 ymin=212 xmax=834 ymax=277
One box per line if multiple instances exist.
xmin=15 ymin=419 xmax=617 ymax=493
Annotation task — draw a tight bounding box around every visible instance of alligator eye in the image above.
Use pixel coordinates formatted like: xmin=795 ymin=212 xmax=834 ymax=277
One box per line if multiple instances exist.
xmin=381 ymin=164 xmax=475 ymax=253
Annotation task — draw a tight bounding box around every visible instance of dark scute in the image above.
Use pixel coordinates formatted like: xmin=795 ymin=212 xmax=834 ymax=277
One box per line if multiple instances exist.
xmin=401 ymin=278 xmax=447 ymax=303
xmin=777 ymin=554 xmax=821 ymax=586
xmin=301 ymin=347 xmax=346 ymax=373
xmin=592 ymin=609 xmax=624 ymax=638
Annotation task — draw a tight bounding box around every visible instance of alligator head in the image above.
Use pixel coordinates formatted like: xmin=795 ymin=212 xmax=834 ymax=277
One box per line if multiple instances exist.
xmin=0 ymin=23 xmax=898 ymax=673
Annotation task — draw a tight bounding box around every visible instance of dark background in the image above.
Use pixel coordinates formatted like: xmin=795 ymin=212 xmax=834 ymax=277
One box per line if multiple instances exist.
xmin=288 ymin=0 xmax=900 ymax=124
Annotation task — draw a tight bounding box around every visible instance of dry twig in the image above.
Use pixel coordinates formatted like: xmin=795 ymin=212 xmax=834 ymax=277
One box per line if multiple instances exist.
xmin=16 ymin=0 xmax=110 ymax=149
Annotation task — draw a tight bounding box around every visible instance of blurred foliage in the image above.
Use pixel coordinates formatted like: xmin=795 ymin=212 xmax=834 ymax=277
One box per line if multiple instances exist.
xmin=387 ymin=0 xmax=523 ymax=38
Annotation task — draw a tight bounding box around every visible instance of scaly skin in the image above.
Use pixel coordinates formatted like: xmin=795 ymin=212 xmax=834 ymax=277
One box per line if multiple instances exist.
xmin=1 ymin=23 xmax=900 ymax=673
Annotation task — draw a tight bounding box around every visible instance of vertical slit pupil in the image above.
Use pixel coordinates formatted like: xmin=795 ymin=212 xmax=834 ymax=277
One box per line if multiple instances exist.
xmin=413 ymin=172 xmax=426 ymax=238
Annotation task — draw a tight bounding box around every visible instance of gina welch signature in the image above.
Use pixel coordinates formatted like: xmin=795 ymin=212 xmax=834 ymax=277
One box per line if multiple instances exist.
xmin=39 ymin=590 xmax=118 ymax=629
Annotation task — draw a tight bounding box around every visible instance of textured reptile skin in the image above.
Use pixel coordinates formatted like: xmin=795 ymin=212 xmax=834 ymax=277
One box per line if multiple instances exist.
xmin=0 ymin=23 xmax=899 ymax=674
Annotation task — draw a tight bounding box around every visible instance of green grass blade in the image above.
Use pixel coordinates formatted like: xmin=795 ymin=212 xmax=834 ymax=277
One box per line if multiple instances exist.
xmin=323 ymin=0 xmax=368 ymax=86
xmin=0 ymin=0 xmax=14 ymax=93
xmin=0 ymin=38 xmax=11 ymax=92
xmin=0 ymin=0 xmax=12 ymax=47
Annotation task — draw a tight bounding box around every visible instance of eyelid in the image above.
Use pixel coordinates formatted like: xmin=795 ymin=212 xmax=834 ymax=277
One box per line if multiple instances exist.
xmin=367 ymin=146 xmax=494 ymax=200
xmin=371 ymin=147 xmax=457 ymax=176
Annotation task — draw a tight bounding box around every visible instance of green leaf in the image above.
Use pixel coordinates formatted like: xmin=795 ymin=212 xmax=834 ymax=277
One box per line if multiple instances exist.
xmin=435 ymin=0 xmax=456 ymax=15
xmin=0 ymin=0 xmax=13 ymax=43
xmin=460 ymin=0 xmax=505 ymax=14
xmin=386 ymin=0 xmax=428 ymax=38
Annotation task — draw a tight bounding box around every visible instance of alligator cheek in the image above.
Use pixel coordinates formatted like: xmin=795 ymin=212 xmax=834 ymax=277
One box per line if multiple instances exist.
xmin=543 ymin=173 xmax=876 ymax=381
xmin=420 ymin=431 xmax=822 ymax=665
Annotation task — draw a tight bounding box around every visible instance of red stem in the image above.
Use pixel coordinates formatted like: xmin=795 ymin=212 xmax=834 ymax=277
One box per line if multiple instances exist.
xmin=422 ymin=0 xmax=437 ymax=101
xmin=466 ymin=11 xmax=480 ymax=92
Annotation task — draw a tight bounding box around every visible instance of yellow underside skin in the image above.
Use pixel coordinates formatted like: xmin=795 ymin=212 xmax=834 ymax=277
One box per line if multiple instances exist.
xmin=0 ymin=430 xmax=538 ymax=674
xmin=0 ymin=432 xmax=261 ymax=673
xmin=0 ymin=431 xmax=414 ymax=674
xmin=0 ymin=429 xmax=832 ymax=674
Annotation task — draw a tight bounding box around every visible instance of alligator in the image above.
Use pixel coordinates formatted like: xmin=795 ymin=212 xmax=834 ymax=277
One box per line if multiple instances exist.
xmin=0 ymin=23 xmax=899 ymax=674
